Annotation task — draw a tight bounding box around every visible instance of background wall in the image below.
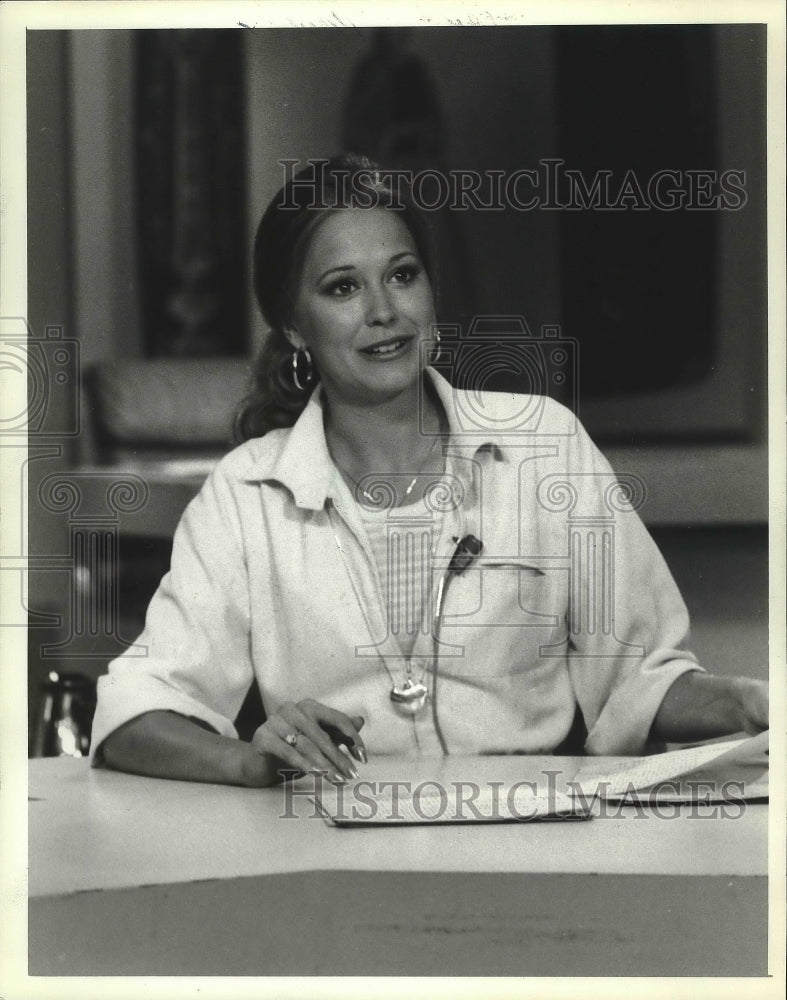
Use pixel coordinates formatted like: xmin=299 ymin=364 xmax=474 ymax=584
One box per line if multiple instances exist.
xmin=26 ymin=31 xmax=74 ymax=676
xmin=63 ymin=26 xmax=767 ymax=521
xmin=69 ymin=31 xmax=140 ymax=366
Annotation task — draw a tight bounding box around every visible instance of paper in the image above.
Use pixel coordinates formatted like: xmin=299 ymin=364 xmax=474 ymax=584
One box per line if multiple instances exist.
xmin=572 ymin=730 xmax=769 ymax=802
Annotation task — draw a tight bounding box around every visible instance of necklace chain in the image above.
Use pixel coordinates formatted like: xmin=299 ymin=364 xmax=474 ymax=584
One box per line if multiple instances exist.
xmin=333 ymin=432 xmax=446 ymax=505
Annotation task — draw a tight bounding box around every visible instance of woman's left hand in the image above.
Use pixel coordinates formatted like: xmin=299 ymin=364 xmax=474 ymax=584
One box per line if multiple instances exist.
xmin=651 ymin=672 xmax=768 ymax=743
xmin=733 ymin=676 xmax=769 ymax=734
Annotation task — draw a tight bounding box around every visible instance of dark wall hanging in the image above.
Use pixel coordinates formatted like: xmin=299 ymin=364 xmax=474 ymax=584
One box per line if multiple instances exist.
xmin=135 ymin=29 xmax=248 ymax=357
xmin=555 ymin=25 xmax=718 ymax=400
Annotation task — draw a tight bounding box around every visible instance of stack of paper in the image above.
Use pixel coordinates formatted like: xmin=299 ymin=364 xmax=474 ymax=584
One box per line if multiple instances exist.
xmin=571 ymin=730 xmax=769 ymax=803
xmin=310 ymin=731 xmax=768 ymax=826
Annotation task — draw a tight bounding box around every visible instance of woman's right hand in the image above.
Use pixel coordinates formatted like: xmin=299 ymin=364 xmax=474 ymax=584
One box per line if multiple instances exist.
xmin=242 ymin=699 xmax=367 ymax=787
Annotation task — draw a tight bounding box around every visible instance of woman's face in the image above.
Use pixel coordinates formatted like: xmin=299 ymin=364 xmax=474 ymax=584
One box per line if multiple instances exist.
xmin=288 ymin=208 xmax=436 ymax=406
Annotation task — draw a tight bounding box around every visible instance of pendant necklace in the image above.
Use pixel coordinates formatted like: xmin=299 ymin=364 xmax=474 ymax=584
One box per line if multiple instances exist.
xmin=329 ymin=421 xmax=447 ymax=714
xmin=390 ymin=659 xmax=430 ymax=714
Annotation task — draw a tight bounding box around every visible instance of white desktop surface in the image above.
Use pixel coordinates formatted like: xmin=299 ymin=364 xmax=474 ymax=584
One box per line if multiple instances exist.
xmin=29 ymin=755 xmax=766 ymax=896
xmin=28 ymin=755 xmax=768 ymax=976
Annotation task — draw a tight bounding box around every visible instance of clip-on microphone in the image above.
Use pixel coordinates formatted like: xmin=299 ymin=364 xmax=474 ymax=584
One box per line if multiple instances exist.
xmin=447 ymin=534 xmax=484 ymax=575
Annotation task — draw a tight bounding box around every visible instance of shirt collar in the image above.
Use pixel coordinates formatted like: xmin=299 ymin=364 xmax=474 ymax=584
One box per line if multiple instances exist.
xmin=248 ymin=367 xmax=505 ymax=510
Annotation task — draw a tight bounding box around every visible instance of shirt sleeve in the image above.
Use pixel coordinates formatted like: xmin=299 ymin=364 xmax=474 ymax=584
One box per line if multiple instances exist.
xmin=557 ymin=414 xmax=705 ymax=756
xmin=89 ymin=465 xmax=254 ymax=764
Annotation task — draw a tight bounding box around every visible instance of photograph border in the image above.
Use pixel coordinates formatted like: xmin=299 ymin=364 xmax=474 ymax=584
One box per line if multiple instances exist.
xmin=2 ymin=2 xmax=785 ymax=998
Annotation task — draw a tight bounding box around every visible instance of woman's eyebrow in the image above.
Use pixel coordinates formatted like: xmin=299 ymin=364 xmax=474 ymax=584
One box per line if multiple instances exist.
xmin=315 ymin=250 xmax=418 ymax=284
xmin=316 ymin=265 xmax=354 ymax=282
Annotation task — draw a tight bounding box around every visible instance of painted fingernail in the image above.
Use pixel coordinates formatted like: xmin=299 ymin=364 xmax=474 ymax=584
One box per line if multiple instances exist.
xmin=332 ymin=773 xmax=347 ymax=784
xmin=355 ymin=747 xmax=368 ymax=764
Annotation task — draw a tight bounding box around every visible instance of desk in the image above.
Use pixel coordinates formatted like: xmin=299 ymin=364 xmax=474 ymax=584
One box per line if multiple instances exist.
xmin=29 ymin=756 xmax=767 ymax=976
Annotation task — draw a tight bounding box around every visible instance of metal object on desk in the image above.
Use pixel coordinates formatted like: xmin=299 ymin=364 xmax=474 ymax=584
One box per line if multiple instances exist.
xmin=31 ymin=671 xmax=96 ymax=758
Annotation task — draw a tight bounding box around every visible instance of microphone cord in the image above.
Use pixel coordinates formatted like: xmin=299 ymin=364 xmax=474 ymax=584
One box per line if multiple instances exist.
xmin=430 ymin=534 xmax=483 ymax=755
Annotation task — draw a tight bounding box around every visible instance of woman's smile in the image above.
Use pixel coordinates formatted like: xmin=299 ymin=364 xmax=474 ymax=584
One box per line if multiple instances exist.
xmin=359 ymin=334 xmax=415 ymax=358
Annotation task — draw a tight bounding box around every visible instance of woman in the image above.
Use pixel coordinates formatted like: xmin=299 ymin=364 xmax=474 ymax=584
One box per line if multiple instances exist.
xmin=92 ymin=155 xmax=768 ymax=786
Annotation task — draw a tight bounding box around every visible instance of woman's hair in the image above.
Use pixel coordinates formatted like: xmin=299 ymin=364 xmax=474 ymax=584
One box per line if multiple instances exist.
xmin=233 ymin=153 xmax=438 ymax=442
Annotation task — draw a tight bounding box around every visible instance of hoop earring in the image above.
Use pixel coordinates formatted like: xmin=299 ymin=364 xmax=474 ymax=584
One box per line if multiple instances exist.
xmin=430 ymin=329 xmax=442 ymax=365
xmin=292 ymin=348 xmax=314 ymax=392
